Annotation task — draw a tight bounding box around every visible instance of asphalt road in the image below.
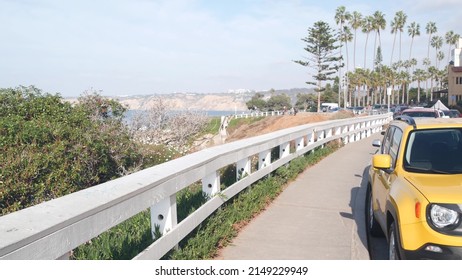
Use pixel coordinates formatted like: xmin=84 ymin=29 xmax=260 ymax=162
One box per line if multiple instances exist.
xmin=216 ymin=133 xmax=389 ymax=260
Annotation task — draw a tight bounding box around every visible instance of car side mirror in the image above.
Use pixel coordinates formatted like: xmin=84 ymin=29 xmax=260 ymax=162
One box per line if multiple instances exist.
xmin=372 ymin=154 xmax=393 ymax=173
xmin=372 ymin=139 xmax=381 ymax=147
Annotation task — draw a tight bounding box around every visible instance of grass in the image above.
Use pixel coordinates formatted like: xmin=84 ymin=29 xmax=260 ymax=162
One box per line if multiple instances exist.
xmin=227 ymin=117 xmax=265 ymax=133
xmin=202 ymin=117 xmax=221 ymax=135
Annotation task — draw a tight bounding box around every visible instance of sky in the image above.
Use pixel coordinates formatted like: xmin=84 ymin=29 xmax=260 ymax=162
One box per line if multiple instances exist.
xmin=1 ymin=0 xmax=461 ymax=97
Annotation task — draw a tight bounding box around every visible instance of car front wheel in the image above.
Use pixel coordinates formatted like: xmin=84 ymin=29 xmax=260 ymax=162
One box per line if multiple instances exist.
xmin=366 ymin=186 xmax=383 ymax=237
xmin=388 ymin=221 xmax=401 ymax=260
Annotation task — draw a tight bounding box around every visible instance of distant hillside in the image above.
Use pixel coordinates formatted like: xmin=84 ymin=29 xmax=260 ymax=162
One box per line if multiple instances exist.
xmin=66 ymin=88 xmax=315 ymax=111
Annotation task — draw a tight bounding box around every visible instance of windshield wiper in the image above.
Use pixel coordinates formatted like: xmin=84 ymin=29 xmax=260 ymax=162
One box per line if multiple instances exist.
xmin=405 ymin=166 xmax=451 ymax=174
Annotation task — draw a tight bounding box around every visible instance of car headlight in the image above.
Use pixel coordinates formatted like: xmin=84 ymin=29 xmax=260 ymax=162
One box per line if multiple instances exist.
xmin=429 ymin=204 xmax=460 ymax=229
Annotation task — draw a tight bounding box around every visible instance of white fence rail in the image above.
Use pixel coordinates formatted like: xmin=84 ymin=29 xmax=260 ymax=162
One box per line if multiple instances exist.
xmin=234 ymin=110 xmax=285 ymax=118
xmin=0 ymin=113 xmax=392 ymax=260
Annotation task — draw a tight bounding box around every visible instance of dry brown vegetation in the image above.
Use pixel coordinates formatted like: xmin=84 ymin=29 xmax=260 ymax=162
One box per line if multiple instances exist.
xmin=226 ymin=110 xmax=355 ymax=142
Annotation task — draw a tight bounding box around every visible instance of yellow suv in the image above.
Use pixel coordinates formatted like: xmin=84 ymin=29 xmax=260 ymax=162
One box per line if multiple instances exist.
xmin=367 ymin=115 xmax=462 ymax=259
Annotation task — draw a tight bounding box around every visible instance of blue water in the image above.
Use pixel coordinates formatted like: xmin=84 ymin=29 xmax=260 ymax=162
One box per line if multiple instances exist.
xmin=124 ymin=110 xmax=245 ymax=122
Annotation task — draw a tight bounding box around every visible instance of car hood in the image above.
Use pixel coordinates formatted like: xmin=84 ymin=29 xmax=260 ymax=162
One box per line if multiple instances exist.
xmin=406 ymin=174 xmax=462 ymax=203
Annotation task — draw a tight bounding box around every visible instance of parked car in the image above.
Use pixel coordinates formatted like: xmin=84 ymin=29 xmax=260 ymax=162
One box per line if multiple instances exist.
xmin=346 ymin=106 xmax=364 ymax=114
xmin=393 ymin=105 xmax=409 ymax=117
xmin=367 ymin=115 xmax=462 ymax=259
xmin=448 ymin=109 xmax=462 ymax=118
xmin=443 ymin=110 xmax=457 ymax=118
xmin=400 ymin=108 xmax=443 ymax=118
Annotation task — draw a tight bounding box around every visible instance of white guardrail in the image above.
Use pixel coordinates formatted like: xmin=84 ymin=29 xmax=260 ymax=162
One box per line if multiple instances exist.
xmin=234 ymin=110 xmax=285 ymax=118
xmin=0 ymin=113 xmax=392 ymax=260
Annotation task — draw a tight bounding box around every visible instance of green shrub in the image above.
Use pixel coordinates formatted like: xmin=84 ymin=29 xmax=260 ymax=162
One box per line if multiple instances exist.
xmin=0 ymin=86 xmax=142 ymax=215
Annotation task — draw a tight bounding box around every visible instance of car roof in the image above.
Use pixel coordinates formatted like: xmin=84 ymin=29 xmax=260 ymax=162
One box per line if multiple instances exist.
xmin=391 ymin=116 xmax=462 ymax=130
xmin=402 ymin=107 xmax=437 ymax=112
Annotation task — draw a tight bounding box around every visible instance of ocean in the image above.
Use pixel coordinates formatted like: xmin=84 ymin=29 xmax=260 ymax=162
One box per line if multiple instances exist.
xmin=124 ymin=110 xmax=247 ymax=123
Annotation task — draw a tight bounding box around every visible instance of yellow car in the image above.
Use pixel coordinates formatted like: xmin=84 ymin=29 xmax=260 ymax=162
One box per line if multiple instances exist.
xmin=367 ymin=115 xmax=462 ymax=259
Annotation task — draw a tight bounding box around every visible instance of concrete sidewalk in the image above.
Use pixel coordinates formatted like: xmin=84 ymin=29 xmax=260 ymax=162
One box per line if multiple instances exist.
xmin=216 ymin=134 xmax=380 ymax=260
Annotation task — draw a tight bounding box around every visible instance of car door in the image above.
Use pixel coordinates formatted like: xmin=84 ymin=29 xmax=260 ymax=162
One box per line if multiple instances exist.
xmin=373 ymin=126 xmax=403 ymax=227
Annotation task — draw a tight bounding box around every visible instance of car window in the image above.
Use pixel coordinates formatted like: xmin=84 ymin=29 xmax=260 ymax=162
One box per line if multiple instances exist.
xmin=389 ymin=128 xmax=403 ymax=168
xmin=402 ymin=111 xmax=437 ymax=118
xmin=381 ymin=126 xmax=395 ymax=154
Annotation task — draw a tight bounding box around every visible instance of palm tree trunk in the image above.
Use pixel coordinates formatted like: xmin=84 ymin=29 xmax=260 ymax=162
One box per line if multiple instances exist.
xmin=391 ymin=33 xmax=397 ymax=65
xmin=417 ymin=81 xmax=421 ymax=103
xmin=364 ymin=34 xmax=369 ymax=69
xmin=430 ymin=79 xmax=434 ymax=101
xmin=402 ymin=84 xmax=405 ymax=104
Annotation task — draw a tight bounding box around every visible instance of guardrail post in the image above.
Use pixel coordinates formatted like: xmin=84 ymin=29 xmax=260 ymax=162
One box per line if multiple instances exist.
xmin=202 ymin=171 xmax=221 ymax=198
xmin=259 ymin=150 xmax=271 ymax=169
xmin=371 ymin=119 xmax=378 ymax=133
xmin=355 ymin=122 xmax=361 ymax=141
xmin=342 ymin=125 xmax=349 ymax=144
xmin=317 ymin=130 xmax=325 ymax=148
xmin=150 ymin=195 xmax=177 ymax=238
xmin=360 ymin=122 xmax=366 ymax=139
xmin=348 ymin=123 xmax=355 ymax=142
xmin=334 ymin=125 xmax=341 ymax=136
xmin=307 ymin=130 xmax=315 ymax=146
xmin=237 ymin=158 xmax=251 ymax=180
xmin=280 ymin=142 xmax=290 ymax=158
xmin=366 ymin=121 xmax=372 ymax=137
xmin=296 ymin=137 xmax=304 ymax=151
xmin=325 ymin=128 xmax=333 ymax=138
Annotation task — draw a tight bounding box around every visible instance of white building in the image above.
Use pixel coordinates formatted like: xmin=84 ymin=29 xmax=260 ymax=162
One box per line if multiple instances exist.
xmin=448 ymin=38 xmax=462 ymax=106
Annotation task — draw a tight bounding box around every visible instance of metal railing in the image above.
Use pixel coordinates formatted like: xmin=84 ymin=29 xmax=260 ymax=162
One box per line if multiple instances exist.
xmin=0 ymin=113 xmax=392 ymax=259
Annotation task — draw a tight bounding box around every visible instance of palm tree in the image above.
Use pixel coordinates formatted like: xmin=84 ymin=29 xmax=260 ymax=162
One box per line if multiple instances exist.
xmin=431 ymin=35 xmax=443 ymax=68
xmin=407 ymin=22 xmax=420 ymax=60
xmin=358 ymin=68 xmax=371 ymax=106
xmin=362 ymin=15 xmax=374 ymax=69
xmin=390 ymin=11 xmax=407 ymax=65
xmin=403 ymin=60 xmax=414 ymax=104
xmin=396 ymin=11 xmax=407 ymax=62
xmin=413 ymin=68 xmax=427 ymax=104
xmin=349 ymin=11 xmax=363 ymax=69
xmin=340 ymin=26 xmax=354 ymax=73
xmin=428 ymin=66 xmax=438 ymax=101
xmin=437 ymin=51 xmax=445 ymax=69
xmin=377 ymin=65 xmax=390 ymax=105
xmin=335 ymin=6 xmax=351 ymax=31
xmin=436 ymin=69 xmax=448 ymax=92
xmin=425 ymin=22 xmax=437 ymax=103
xmin=347 ymin=70 xmax=358 ymax=107
xmin=335 ymin=7 xmax=351 ymax=70
xmin=335 ymin=6 xmax=351 ymax=107
xmin=422 ymin=57 xmax=431 ymax=100
xmin=398 ymin=70 xmax=410 ymax=104
xmin=392 ymin=61 xmax=403 ymax=103
xmin=445 ymin=31 xmax=461 ymax=64
xmin=426 ymin=22 xmax=437 ymax=61
xmin=370 ymin=70 xmax=381 ymax=105
xmin=372 ymin=11 xmax=386 ymax=69
xmin=390 ymin=15 xmax=399 ymax=66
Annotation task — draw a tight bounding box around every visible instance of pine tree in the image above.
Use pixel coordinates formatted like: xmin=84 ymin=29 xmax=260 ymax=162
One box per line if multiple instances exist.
xmin=295 ymin=21 xmax=343 ymax=112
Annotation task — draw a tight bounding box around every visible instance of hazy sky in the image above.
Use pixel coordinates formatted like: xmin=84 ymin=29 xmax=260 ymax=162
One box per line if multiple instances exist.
xmin=1 ymin=0 xmax=461 ymax=97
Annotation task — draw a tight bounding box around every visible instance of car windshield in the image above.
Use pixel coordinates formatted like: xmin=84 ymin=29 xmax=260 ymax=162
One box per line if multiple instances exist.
xmin=404 ymin=128 xmax=462 ymax=174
